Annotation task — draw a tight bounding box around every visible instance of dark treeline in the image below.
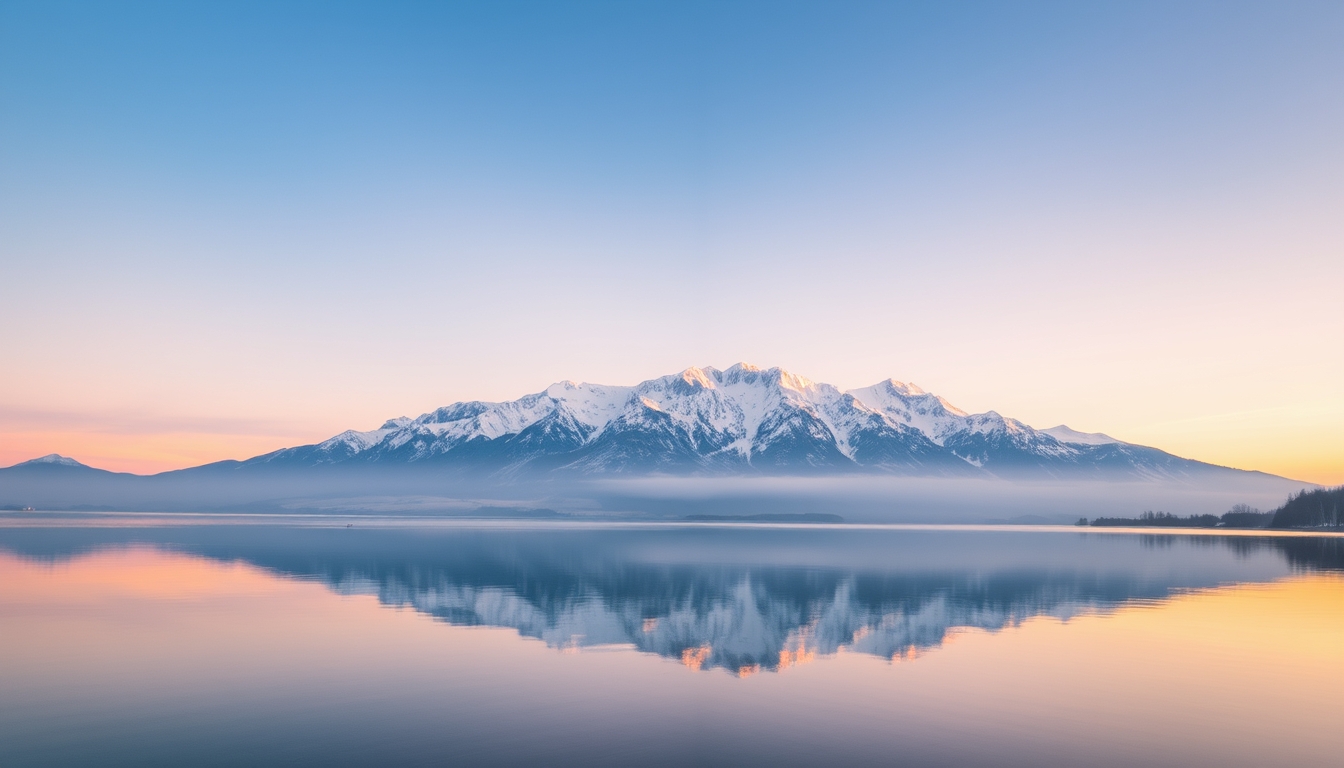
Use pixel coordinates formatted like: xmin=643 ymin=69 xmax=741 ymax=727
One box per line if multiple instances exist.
xmin=1083 ymin=505 xmax=1274 ymax=529
xmin=1270 ymin=486 xmax=1344 ymax=529
xmin=1085 ymin=488 xmax=1344 ymax=529
xmin=1088 ymin=511 xmax=1219 ymax=528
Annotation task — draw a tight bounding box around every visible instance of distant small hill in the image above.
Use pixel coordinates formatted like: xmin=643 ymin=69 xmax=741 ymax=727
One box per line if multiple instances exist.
xmin=1270 ymin=487 xmax=1344 ymax=529
xmin=13 ymin=454 xmax=89 ymax=468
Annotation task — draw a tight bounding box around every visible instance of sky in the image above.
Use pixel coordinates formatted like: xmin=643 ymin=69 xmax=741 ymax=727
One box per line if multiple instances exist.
xmin=1 ymin=0 xmax=1341 ymax=483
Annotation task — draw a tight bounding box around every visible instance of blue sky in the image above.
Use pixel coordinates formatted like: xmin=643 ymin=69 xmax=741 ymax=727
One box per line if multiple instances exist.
xmin=1 ymin=1 xmax=1341 ymax=480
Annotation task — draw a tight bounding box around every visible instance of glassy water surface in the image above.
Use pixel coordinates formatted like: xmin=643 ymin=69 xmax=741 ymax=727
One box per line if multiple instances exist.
xmin=1 ymin=517 xmax=1341 ymax=767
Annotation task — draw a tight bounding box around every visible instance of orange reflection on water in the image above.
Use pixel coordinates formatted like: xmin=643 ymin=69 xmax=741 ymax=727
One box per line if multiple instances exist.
xmin=891 ymin=645 xmax=923 ymax=664
xmin=0 ymin=545 xmax=291 ymax=603
xmin=778 ymin=631 xmax=817 ymax=670
xmin=680 ymin=645 xmax=712 ymax=671
xmin=886 ymin=574 xmax=1344 ymax=757
xmin=0 ymin=545 xmax=567 ymax=713
xmin=1097 ymin=576 xmax=1344 ymax=662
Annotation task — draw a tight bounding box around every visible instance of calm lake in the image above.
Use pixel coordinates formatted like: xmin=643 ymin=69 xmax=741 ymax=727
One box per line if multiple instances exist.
xmin=1 ymin=516 xmax=1342 ymax=767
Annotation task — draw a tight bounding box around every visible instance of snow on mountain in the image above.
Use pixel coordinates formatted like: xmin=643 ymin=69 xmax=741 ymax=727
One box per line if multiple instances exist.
xmin=14 ymin=454 xmax=87 ymax=468
xmin=242 ymin=364 xmax=1226 ymax=479
xmin=846 ymin=379 xmax=969 ymax=444
xmin=1041 ymin=425 xmax=1121 ymax=446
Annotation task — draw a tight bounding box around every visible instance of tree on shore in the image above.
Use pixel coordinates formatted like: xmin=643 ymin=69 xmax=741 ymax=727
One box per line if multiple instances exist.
xmin=1270 ymin=487 xmax=1344 ymax=528
xmin=1220 ymin=504 xmax=1273 ymax=528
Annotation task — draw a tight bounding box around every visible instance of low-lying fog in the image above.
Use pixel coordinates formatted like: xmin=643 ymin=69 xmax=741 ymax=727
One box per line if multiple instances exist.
xmin=0 ymin=466 xmax=1313 ymax=523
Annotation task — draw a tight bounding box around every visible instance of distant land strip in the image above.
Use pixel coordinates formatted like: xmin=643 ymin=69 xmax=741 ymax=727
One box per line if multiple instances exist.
xmin=1079 ymin=487 xmax=1343 ymax=530
xmin=681 ymin=513 xmax=845 ymax=524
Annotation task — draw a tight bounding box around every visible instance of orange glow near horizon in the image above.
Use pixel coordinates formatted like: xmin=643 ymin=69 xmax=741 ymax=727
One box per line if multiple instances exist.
xmin=0 ymin=430 xmax=329 ymax=475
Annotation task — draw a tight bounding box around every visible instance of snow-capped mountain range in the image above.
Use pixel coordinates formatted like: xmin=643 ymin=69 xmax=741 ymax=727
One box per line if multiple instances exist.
xmin=238 ymin=363 xmax=1231 ymax=479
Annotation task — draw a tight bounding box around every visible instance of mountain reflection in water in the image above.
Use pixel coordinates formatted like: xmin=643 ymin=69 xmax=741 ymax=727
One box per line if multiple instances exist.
xmin=2 ymin=522 xmax=1339 ymax=674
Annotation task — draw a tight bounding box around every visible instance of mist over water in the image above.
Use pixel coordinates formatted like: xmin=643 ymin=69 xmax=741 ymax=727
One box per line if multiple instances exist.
xmin=0 ymin=466 xmax=1311 ymax=523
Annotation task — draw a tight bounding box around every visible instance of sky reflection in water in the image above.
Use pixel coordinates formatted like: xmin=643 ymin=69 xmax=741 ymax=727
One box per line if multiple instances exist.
xmin=1 ymin=520 xmax=1342 ymax=767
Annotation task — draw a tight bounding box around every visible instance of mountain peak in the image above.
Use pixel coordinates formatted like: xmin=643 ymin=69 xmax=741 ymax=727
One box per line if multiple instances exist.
xmin=678 ymin=367 xmax=717 ymax=389
xmin=16 ymin=454 xmax=87 ymax=468
xmin=774 ymin=368 xmax=818 ymax=393
xmin=878 ymin=378 xmax=926 ymax=397
xmin=1041 ymin=425 xmax=1120 ymax=446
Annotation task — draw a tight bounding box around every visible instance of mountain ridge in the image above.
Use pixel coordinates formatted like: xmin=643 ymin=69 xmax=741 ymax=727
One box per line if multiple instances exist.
xmin=1 ymin=364 xmax=1296 ymax=484
xmin=177 ymin=363 xmax=1271 ymax=481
